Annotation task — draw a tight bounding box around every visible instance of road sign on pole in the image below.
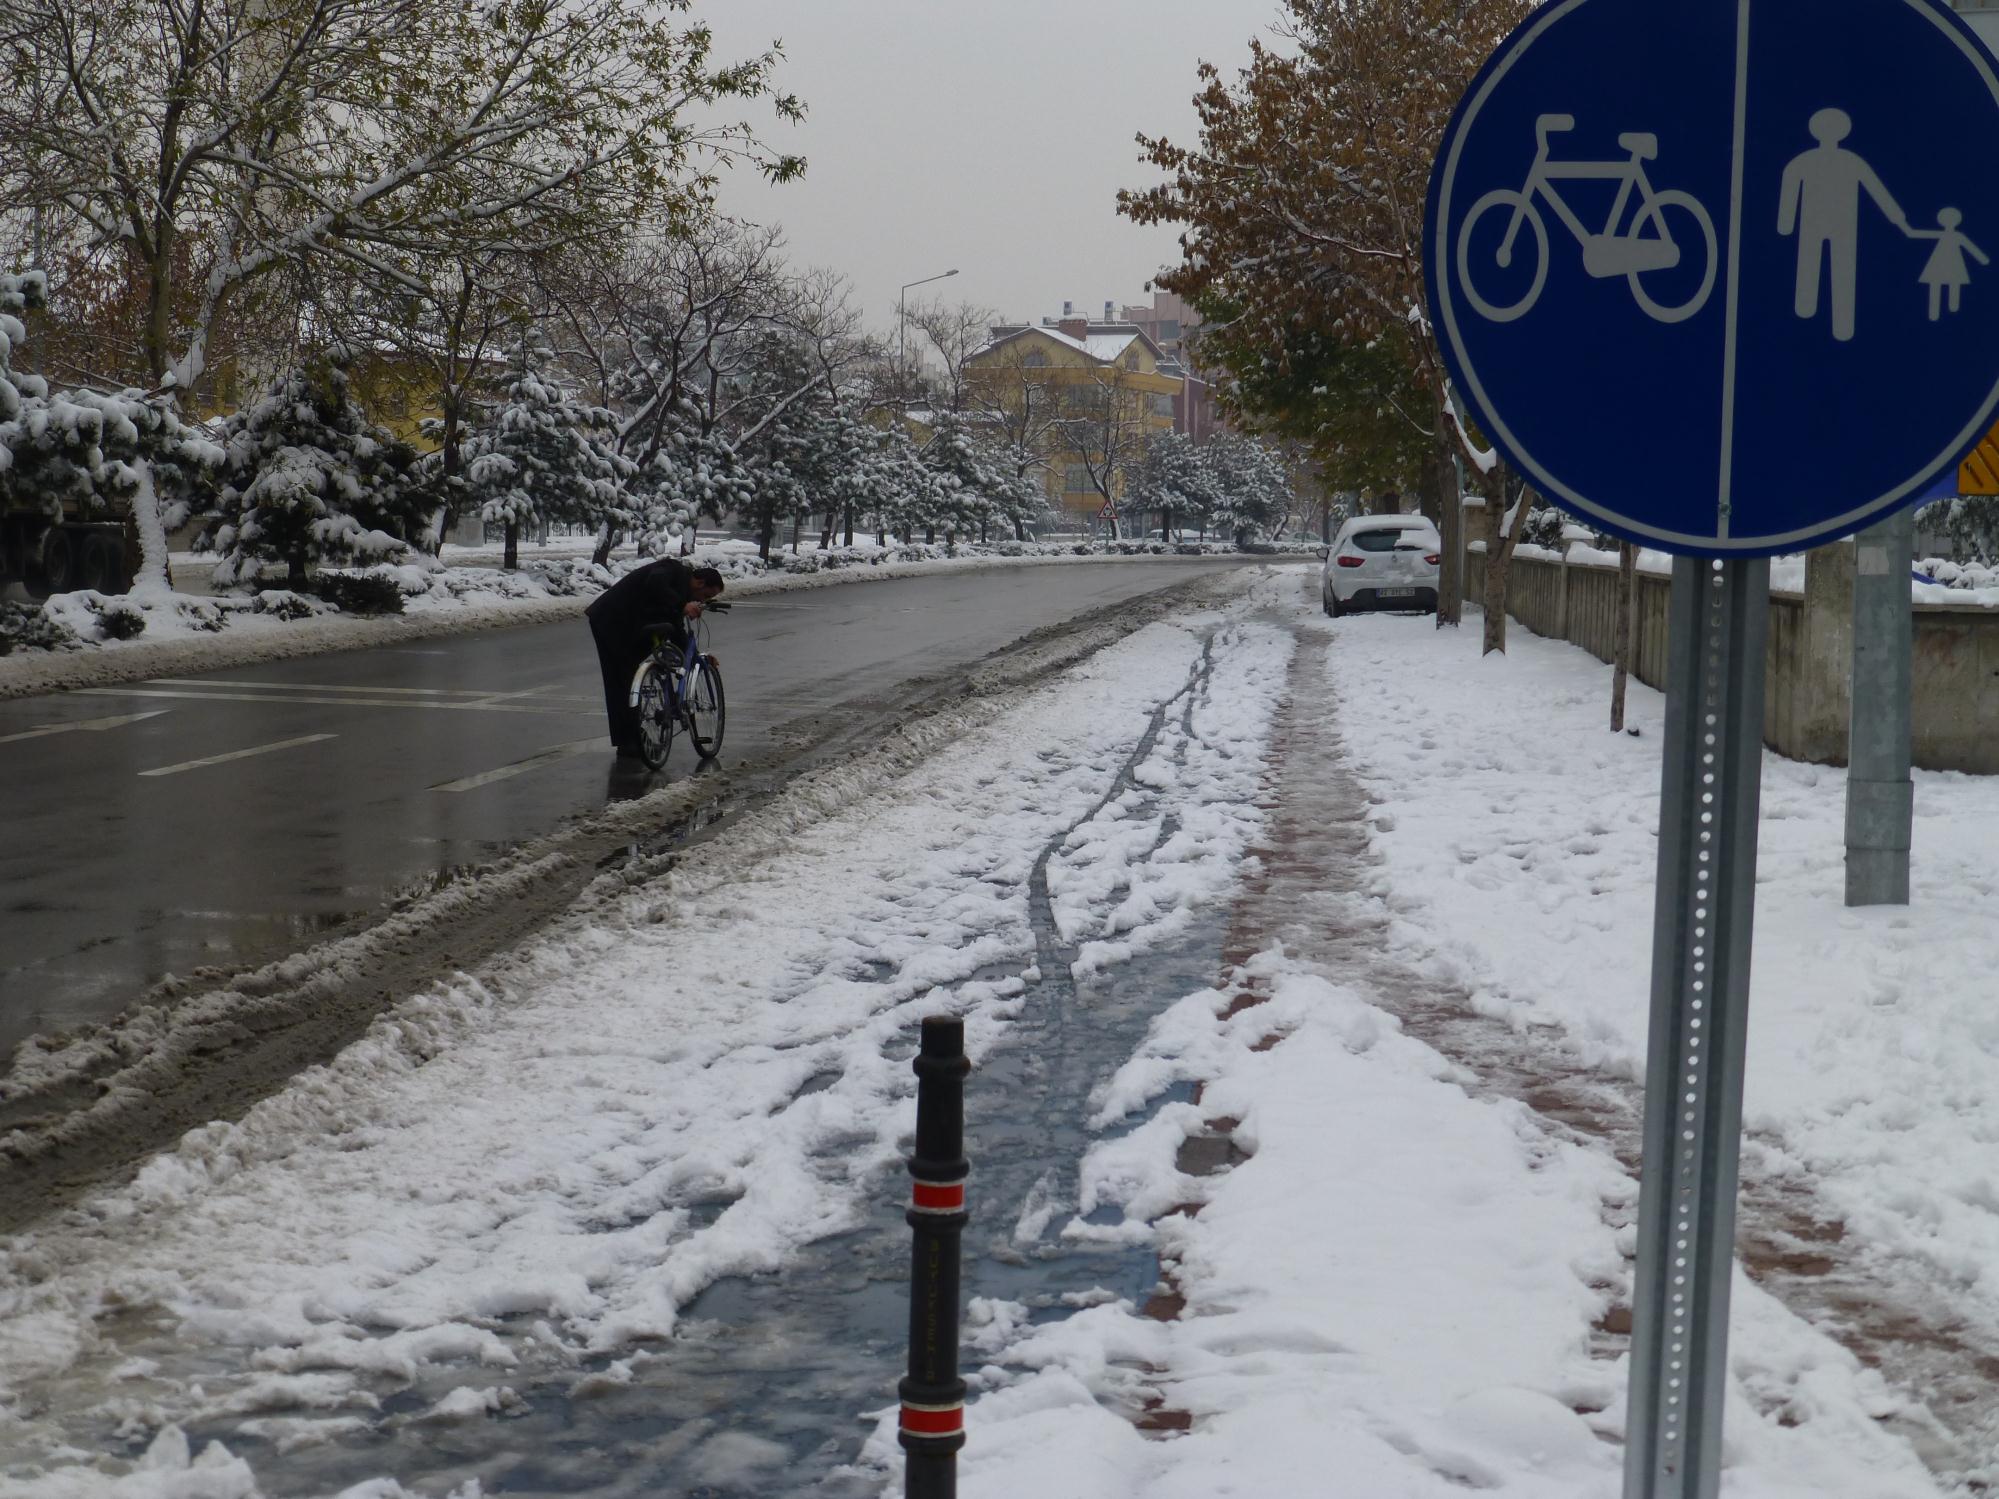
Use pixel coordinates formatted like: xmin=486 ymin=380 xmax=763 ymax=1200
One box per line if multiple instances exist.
xmin=1428 ymin=0 xmax=1999 ymax=555
xmin=1425 ymin=0 xmax=1999 ymax=1492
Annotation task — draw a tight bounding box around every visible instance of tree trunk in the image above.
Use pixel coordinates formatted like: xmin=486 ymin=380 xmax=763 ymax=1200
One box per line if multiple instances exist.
xmin=819 ymin=514 xmax=835 ymax=549
xmin=758 ymin=511 xmax=775 ymax=562
xmin=143 ymin=232 xmax=175 ymax=387
xmin=503 ymin=519 xmax=520 ymax=571
xmin=1014 ymin=518 xmax=1027 ymax=542
xmin=1478 ymin=473 xmax=1531 ymax=655
xmin=1434 ymin=447 xmax=1464 ymax=627
xmin=591 ymin=523 xmax=620 ymax=569
xmin=925 ymin=526 xmax=936 ymax=544
xmin=844 ymin=507 xmax=854 ymax=547
xmin=790 ymin=513 xmax=802 ymax=554
xmin=1611 ymin=542 xmax=1639 ymax=731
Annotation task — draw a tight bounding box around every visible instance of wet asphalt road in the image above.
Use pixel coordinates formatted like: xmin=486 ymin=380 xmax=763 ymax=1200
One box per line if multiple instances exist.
xmin=0 ymin=562 xmax=1243 ymax=1057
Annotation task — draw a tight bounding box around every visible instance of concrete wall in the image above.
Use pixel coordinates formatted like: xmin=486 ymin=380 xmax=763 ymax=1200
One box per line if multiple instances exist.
xmin=1468 ymin=542 xmax=1999 ymax=774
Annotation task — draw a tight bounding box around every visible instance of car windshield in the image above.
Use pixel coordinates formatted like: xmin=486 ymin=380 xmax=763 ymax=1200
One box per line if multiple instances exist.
xmin=1349 ymin=528 xmax=1419 ymax=553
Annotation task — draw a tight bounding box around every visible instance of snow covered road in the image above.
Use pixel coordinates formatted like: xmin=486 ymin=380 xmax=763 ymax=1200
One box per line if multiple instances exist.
xmin=5 ymin=568 xmax=1997 ymax=1497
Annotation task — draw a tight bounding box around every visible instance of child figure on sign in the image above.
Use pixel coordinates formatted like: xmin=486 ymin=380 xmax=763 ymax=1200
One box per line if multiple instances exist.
xmin=1916 ymin=207 xmax=1988 ymax=319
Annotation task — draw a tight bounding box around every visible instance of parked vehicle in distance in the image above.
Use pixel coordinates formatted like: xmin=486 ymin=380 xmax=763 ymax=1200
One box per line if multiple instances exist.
xmin=1321 ymin=515 xmax=1441 ymax=617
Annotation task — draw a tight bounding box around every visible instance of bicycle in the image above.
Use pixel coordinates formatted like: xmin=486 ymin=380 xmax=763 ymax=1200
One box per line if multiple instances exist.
xmin=1457 ymin=113 xmax=1718 ymax=325
xmin=629 ymin=600 xmax=729 ymax=770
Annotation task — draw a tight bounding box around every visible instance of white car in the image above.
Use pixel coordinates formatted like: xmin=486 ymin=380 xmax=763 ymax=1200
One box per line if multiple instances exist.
xmin=1321 ymin=515 xmax=1441 ymax=617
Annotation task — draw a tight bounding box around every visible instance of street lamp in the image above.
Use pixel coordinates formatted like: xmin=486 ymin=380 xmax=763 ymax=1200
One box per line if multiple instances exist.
xmin=898 ymin=268 xmax=959 ymax=401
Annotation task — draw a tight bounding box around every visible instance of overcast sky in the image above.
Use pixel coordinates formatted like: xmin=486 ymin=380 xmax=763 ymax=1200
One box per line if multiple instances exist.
xmin=701 ymin=1 xmax=1280 ymax=337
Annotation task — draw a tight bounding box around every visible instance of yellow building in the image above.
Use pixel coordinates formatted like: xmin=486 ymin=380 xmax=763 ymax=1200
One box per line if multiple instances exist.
xmin=964 ymin=317 xmax=1180 ymax=527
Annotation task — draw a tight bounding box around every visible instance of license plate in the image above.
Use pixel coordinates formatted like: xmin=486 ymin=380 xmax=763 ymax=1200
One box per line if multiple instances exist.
xmin=1378 ymin=588 xmax=1416 ymax=598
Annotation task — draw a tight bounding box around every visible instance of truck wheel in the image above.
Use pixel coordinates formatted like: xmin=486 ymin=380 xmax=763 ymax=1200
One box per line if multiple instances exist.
xmin=80 ymin=534 xmax=121 ymax=594
xmin=42 ymin=529 xmax=77 ymax=594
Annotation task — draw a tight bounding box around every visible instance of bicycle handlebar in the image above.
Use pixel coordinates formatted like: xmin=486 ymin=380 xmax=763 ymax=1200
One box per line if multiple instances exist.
xmin=703 ymin=600 xmax=733 ymax=614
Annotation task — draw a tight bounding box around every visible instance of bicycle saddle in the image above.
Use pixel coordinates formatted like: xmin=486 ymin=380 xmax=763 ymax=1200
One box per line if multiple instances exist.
xmin=1618 ymin=131 xmax=1659 ymax=160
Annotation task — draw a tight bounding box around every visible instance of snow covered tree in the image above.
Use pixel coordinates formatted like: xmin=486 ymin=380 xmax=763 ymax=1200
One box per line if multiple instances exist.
xmin=0 ymin=271 xmax=216 ymax=594
xmin=1121 ymin=0 xmax=1532 ymax=640
xmin=1202 ymin=434 xmax=1295 ymax=547
xmin=920 ymin=411 xmax=1048 ymax=543
xmin=1917 ymin=495 xmax=1999 ymax=561
xmin=1131 ymin=430 xmax=1218 ymax=538
xmin=1 ymin=0 xmax=805 ymax=583
xmin=464 ymin=338 xmax=633 ymax=570
xmin=204 ymin=348 xmax=424 ymax=588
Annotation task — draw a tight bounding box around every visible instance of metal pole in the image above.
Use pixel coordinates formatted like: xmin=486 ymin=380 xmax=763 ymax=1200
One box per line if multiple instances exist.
xmin=1623 ymin=556 xmax=1769 ymax=1499
xmin=901 ymin=1016 xmax=969 ymax=1499
xmin=1845 ymin=507 xmax=1914 ymax=906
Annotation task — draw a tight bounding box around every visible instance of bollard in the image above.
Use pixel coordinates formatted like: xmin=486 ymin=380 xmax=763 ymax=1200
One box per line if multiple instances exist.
xmin=900 ymin=1015 xmax=970 ymax=1499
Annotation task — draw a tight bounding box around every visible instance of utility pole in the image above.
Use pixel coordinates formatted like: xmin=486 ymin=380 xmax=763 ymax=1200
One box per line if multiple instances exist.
xmin=1845 ymin=506 xmax=1915 ymax=905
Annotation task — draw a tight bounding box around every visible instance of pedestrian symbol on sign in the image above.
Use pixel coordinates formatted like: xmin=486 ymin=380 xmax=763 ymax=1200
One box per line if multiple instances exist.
xmin=1778 ymin=108 xmax=1914 ymax=340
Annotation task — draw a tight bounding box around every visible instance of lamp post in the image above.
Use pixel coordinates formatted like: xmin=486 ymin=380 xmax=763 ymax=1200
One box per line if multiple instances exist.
xmin=898 ymin=268 xmax=958 ymax=399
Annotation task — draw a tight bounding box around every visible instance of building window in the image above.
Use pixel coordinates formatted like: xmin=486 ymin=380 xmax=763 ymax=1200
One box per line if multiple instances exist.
xmin=1150 ymin=393 xmax=1175 ymax=417
xmin=1065 ymin=464 xmax=1093 ymax=494
xmin=1021 ymin=351 xmax=1048 ymax=367
xmin=1159 ymin=319 xmax=1181 ymax=341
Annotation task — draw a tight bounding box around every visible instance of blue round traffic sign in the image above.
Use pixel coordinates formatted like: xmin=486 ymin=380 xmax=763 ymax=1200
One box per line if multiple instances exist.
xmin=1426 ymin=0 xmax=1999 ymax=555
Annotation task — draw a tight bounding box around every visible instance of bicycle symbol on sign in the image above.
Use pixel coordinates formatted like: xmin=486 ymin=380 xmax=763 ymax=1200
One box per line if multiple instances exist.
xmin=1457 ymin=113 xmax=1719 ymax=324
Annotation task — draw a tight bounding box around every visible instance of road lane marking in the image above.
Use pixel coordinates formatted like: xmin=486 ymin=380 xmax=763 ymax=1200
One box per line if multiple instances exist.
xmin=153 ymin=678 xmax=504 ymax=697
xmin=430 ymin=737 xmax=613 ymax=793
xmin=0 ymin=710 xmax=170 ymax=745
xmin=138 ymin=733 xmax=337 ymax=778
xmin=78 ymin=687 xmax=586 ymax=716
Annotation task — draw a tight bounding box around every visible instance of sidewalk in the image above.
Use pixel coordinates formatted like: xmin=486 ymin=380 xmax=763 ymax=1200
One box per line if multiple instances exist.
xmin=942 ymin=579 xmax=1965 ymax=1496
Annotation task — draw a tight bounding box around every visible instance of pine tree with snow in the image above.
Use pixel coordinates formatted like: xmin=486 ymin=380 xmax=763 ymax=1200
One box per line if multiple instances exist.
xmin=205 ymin=347 xmax=423 ymax=588
xmin=1201 ymin=434 xmax=1294 ymax=547
xmin=1917 ymin=495 xmax=1999 ymax=562
xmin=0 ymin=271 xmax=217 ymax=595
xmin=1131 ymin=430 xmax=1218 ymax=539
xmin=464 ymin=337 xmax=632 ymax=569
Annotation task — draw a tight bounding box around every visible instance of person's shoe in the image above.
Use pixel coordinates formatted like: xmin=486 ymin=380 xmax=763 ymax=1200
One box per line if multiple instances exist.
xmin=615 ymin=742 xmax=644 ymax=761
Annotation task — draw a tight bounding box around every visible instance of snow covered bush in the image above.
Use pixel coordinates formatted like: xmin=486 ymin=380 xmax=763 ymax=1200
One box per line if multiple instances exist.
xmin=0 ymin=599 xmax=77 ymax=654
xmin=309 ymin=570 xmax=406 ymax=616
xmin=90 ymin=597 xmax=147 ymax=639
xmin=204 ymin=348 xmax=423 ymax=588
xmin=250 ymin=590 xmax=329 ymax=622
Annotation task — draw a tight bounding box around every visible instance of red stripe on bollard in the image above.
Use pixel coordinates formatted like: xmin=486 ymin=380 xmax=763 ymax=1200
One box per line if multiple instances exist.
xmin=900 ymin=1403 xmax=966 ymax=1437
xmin=911 ymin=1180 xmax=966 ymax=1213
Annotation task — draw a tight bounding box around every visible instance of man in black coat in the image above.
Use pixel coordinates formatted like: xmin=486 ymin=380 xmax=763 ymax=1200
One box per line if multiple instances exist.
xmin=586 ymin=559 xmax=727 ymax=757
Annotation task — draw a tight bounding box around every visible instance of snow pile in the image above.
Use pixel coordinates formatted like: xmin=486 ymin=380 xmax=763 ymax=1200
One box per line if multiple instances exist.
xmin=934 ymin=953 xmax=1937 ymax=1499
xmin=0 ymin=603 xmax=1293 ymax=1490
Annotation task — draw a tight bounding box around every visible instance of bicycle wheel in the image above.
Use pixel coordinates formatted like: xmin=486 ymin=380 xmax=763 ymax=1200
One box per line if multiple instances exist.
xmin=1627 ymin=189 xmax=1718 ymax=323
xmin=634 ymin=660 xmax=676 ymax=770
xmin=1457 ymin=189 xmax=1548 ymax=323
xmin=684 ymin=657 xmax=726 ymax=761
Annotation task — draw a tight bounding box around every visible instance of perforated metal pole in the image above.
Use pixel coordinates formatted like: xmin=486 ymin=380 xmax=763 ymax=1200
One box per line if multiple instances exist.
xmin=1845 ymin=508 xmax=1914 ymax=906
xmin=1623 ymin=556 xmax=1769 ymax=1499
